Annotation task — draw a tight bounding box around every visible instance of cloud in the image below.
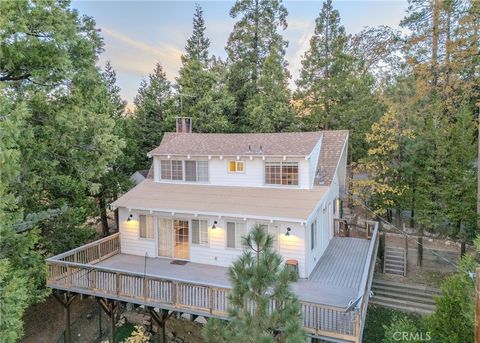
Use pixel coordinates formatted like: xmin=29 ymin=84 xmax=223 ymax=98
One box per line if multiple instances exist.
xmin=100 ymin=27 xmax=183 ymax=80
xmin=284 ymin=20 xmax=314 ymax=89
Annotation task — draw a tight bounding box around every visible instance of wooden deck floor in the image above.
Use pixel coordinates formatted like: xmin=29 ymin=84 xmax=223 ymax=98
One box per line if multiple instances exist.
xmin=97 ymin=236 xmax=370 ymax=308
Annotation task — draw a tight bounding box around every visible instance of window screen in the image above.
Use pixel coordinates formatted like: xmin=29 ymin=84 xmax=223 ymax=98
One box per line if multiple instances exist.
xmin=197 ymin=161 xmax=209 ymax=181
xmin=227 ymin=222 xmax=245 ymax=248
xmin=171 ymin=160 xmax=183 ymax=180
xmin=160 ymin=160 xmax=172 ymax=179
xmin=185 ymin=160 xmax=197 ymax=181
xmin=192 ymin=219 xmax=208 ymax=246
xmin=139 ymin=215 xmax=154 ymax=239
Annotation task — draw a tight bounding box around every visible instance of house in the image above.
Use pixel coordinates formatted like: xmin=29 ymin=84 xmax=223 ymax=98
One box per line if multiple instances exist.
xmin=46 ymin=118 xmax=379 ymax=343
xmin=112 ymin=121 xmax=349 ymax=279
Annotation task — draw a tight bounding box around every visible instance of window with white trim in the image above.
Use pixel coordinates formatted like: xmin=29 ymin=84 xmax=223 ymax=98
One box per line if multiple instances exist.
xmin=139 ymin=215 xmax=154 ymax=239
xmin=229 ymin=160 xmax=245 ymax=173
xmin=160 ymin=160 xmax=208 ymax=182
xmin=226 ymin=222 xmax=246 ymax=249
xmin=311 ymin=220 xmax=317 ymax=250
xmin=265 ymin=162 xmax=298 ymax=185
xmin=192 ymin=219 xmax=209 ymax=246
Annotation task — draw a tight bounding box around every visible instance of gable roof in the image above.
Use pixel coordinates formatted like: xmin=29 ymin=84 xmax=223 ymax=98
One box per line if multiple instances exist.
xmin=148 ymin=131 xmax=323 ymax=157
xmin=315 ymin=130 xmax=349 ymax=186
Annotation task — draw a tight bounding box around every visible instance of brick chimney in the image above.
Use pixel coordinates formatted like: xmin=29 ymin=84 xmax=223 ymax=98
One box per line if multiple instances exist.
xmin=176 ymin=117 xmax=192 ymax=133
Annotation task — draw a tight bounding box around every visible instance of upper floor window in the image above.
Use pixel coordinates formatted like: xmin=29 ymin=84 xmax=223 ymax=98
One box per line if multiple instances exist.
xmin=160 ymin=160 xmax=208 ymax=182
xmin=229 ymin=160 xmax=245 ymax=173
xmin=265 ymin=162 xmax=298 ymax=185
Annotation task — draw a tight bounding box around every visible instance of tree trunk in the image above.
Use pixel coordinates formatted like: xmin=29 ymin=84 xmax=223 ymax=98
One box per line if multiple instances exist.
xmin=431 ymin=0 xmax=441 ymax=90
xmin=99 ymin=194 xmax=109 ymax=237
xmin=417 ymin=226 xmax=423 ymax=267
xmin=460 ymin=241 xmax=466 ymax=258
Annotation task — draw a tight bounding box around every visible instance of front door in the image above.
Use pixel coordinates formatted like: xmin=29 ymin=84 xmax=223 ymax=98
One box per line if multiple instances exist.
xmin=157 ymin=218 xmax=189 ymax=260
xmin=174 ymin=219 xmax=189 ymax=259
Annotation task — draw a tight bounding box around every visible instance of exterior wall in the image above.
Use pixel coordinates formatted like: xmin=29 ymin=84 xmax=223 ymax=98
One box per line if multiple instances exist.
xmin=119 ymin=208 xmax=157 ymax=257
xmin=118 ymin=207 xmax=308 ymax=277
xmin=152 ymin=156 xmax=311 ymax=189
xmin=337 ymin=138 xmax=348 ymax=196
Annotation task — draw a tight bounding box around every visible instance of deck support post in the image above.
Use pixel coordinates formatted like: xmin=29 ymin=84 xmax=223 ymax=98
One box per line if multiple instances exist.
xmin=53 ymin=291 xmax=76 ymax=343
xmin=97 ymin=298 xmax=117 ymax=343
xmin=149 ymin=308 xmax=173 ymax=343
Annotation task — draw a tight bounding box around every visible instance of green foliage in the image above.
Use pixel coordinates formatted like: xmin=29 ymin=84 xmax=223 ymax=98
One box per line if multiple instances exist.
xmin=423 ymin=273 xmax=475 ymax=343
xmin=0 ymin=260 xmax=29 ymax=343
xmin=176 ymin=6 xmax=235 ymax=134
xmin=383 ymin=315 xmax=425 ymax=343
xmin=363 ymin=305 xmax=421 ymax=343
xmin=132 ymin=63 xmax=174 ymax=170
xmin=203 ymin=226 xmax=305 ymax=342
xmin=226 ymin=0 xmax=289 ymax=129
xmin=245 ymin=47 xmax=296 ymax=132
xmin=295 ymin=0 xmax=383 ymax=160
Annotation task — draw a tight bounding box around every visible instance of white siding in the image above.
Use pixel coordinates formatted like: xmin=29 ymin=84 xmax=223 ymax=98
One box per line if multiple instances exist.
xmin=118 ymin=209 xmax=308 ymax=278
xmin=153 ymin=157 xmax=310 ymax=189
xmin=119 ymin=208 xmax=156 ymax=257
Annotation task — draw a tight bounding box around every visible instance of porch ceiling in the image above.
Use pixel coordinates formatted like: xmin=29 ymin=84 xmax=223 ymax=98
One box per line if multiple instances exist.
xmin=111 ymin=180 xmax=328 ymax=222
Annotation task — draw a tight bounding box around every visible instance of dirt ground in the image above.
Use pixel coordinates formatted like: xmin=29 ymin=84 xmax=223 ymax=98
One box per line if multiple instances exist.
xmin=20 ymin=295 xmax=206 ymax=343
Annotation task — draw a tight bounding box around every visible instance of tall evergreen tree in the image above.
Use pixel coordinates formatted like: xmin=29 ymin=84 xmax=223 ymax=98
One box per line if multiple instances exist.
xmin=132 ymin=63 xmax=174 ymax=170
xmin=183 ymin=3 xmax=210 ymax=66
xmin=2 ymin=0 xmax=124 ymax=255
xmin=203 ymin=226 xmax=305 ymax=342
xmin=226 ymin=0 xmax=289 ymax=129
xmin=245 ymin=46 xmax=296 ymax=132
xmin=295 ymin=0 xmax=383 ymax=160
xmin=176 ymin=5 xmax=234 ymax=133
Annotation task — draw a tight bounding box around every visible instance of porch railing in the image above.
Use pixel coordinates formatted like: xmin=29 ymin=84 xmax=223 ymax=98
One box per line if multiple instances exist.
xmin=46 ymin=225 xmax=379 ymax=342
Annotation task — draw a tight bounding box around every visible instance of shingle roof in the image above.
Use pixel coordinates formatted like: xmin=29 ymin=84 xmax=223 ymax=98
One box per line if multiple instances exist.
xmin=148 ymin=131 xmax=323 ymax=157
xmin=111 ymin=180 xmax=328 ymax=222
xmin=314 ymin=130 xmax=349 ymax=186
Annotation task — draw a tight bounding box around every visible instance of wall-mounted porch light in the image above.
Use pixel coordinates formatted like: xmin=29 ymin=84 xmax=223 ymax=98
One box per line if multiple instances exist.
xmin=127 ymin=214 xmax=133 ymax=221
xmin=285 ymin=227 xmax=292 ymax=236
xmin=212 ymin=220 xmax=218 ymax=229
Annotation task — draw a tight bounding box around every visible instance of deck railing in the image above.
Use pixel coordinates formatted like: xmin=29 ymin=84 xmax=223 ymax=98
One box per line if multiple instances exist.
xmin=46 ymin=225 xmax=379 ymax=342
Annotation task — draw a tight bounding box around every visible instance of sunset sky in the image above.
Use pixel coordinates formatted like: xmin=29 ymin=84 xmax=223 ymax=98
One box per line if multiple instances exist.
xmin=71 ymin=0 xmax=409 ymax=109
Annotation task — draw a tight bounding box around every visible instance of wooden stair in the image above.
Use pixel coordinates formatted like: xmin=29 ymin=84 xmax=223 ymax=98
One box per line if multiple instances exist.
xmin=370 ymin=279 xmax=440 ymax=315
xmin=384 ymin=246 xmax=406 ymax=276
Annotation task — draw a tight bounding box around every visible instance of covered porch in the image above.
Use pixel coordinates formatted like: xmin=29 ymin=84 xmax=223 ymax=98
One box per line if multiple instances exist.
xmin=46 ymin=222 xmax=378 ymax=342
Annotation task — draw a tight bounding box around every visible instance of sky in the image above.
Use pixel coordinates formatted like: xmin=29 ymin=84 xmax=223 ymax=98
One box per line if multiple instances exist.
xmin=71 ymin=0 xmax=409 ymax=109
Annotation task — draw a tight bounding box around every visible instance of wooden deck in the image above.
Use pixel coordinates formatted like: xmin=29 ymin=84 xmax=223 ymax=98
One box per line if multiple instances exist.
xmin=46 ymin=223 xmax=379 ymax=342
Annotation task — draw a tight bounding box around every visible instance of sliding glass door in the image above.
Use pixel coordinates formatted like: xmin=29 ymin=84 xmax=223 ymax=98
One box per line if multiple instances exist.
xmin=157 ymin=218 xmax=189 ymax=260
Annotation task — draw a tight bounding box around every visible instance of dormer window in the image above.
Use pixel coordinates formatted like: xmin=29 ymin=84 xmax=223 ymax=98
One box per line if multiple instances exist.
xmin=265 ymin=162 xmax=298 ymax=185
xmin=160 ymin=160 xmax=208 ymax=182
xmin=228 ymin=160 xmax=245 ymax=173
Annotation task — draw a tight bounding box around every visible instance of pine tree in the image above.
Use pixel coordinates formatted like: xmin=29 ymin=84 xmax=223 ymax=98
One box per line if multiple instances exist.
xmin=132 ymin=63 xmax=174 ymax=169
xmin=183 ymin=3 xmax=210 ymax=66
xmin=2 ymin=0 xmax=125 ymax=255
xmin=226 ymin=0 xmax=289 ymax=129
xmin=203 ymin=226 xmax=305 ymax=342
xmin=295 ymin=0 xmax=383 ymax=160
xmin=176 ymin=5 xmax=234 ymax=133
xmin=245 ymin=46 xmax=296 ymax=132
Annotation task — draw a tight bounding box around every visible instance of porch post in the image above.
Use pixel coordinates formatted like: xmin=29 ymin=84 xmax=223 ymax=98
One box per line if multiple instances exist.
xmin=97 ymin=298 xmax=117 ymax=343
xmin=149 ymin=307 xmax=172 ymax=343
xmin=53 ymin=291 xmax=77 ymax=343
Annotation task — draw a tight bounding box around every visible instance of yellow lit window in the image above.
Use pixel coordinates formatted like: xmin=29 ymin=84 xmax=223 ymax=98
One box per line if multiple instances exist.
xmin=229 ymin=161 xmax=245 ymax=173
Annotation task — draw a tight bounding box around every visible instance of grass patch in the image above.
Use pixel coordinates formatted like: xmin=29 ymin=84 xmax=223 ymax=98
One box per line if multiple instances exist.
xmin=363 ymin=305 xmax=422 ymax=343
